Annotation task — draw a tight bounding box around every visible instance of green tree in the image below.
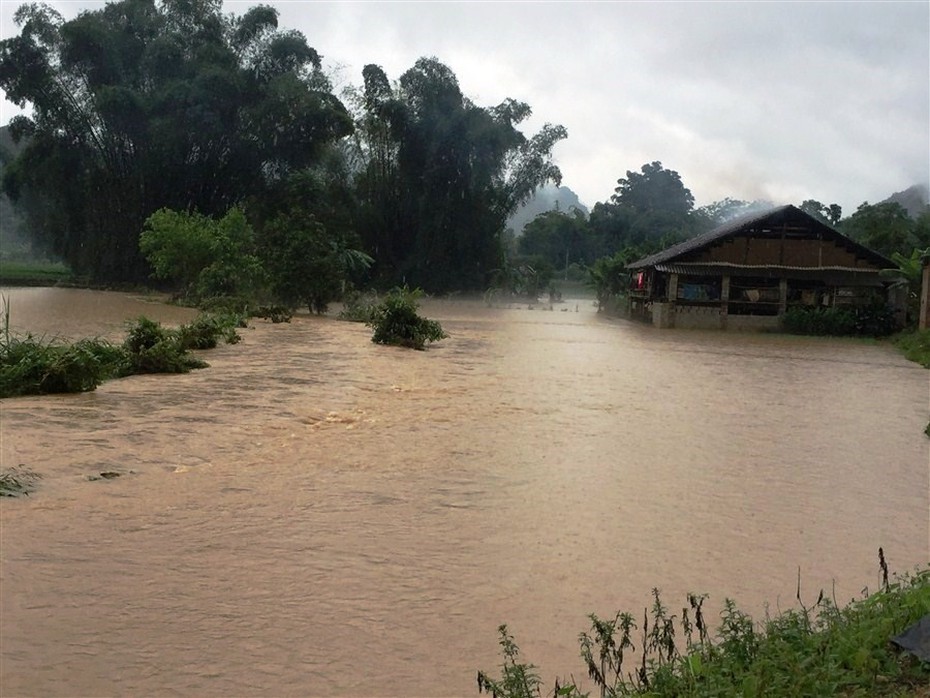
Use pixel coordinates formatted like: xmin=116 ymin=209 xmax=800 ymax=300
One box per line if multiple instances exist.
xmin=518 ymin=208 xmax=592 ymax=274
xmin=840 ymin=202 xmax=920 ymax=258
xmin=612 ymin=161 xmax=694 ymax=218
xmin=139 ymin=206 xmax=264 ymax=302
xmin=588 ymin=162 xmax=700 ymax=257
xmin=348 ymin=57 xmax=567 ymax=292
xmin=0 ymin=0 xmax=353 ymax=283
xmin=261 ymin=208 xmax=372 ymax=314
xmin=800 ymin=199 xmax=842 ymax=225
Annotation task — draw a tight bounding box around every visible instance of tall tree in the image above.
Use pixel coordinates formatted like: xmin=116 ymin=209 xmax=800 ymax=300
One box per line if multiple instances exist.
xmin=0 ymin=0 xmax=353 ymax=282
xmin=611 ymin=161 xmax=694 ymax=218
xmin=349 ymin=57 xmax=566 ymax=292
xmin=800 ymin=199 xmax=842 ymax=226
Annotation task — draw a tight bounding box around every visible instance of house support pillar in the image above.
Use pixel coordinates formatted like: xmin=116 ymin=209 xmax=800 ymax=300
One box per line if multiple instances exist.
xmin=720 ymin=275 xmax=730 ymax=330
xmin=667 ymin=273 xmax=679 ymax=302
xmin=920 ymin=254 xmax=930 ymax=331
xmin=778 ymin=278 xmax=788 ymax=316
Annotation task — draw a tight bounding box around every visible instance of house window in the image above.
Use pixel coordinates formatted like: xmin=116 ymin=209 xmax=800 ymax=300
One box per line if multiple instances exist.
xmin=729 ymin=276 xmax=780 ymax=315
xmin=676 ymin=275 xmax=721 ymax=302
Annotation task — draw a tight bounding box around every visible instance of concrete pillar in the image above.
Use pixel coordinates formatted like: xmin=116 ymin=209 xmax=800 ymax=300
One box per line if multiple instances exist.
xmin=667 ymin=273 xmax=679 ymax=302
xmin=778 ymin=278 xmax=788 ymax=316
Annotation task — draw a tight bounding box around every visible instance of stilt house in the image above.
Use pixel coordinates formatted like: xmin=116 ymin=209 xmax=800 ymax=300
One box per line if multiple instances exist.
xmin=626 ymin=205 xmax=903 ymax=330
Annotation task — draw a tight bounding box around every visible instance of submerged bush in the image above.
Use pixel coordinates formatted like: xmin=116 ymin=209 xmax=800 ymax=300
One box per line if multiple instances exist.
xmin=175 ymin=313 xmax=244 ymax=350
xmin=0 ymin=334 xmax=125 ymax=397
xmin=367 ymin=287 xmax=447 ymax=350
xmin=782 ymin=305 xmax=898 ymax=337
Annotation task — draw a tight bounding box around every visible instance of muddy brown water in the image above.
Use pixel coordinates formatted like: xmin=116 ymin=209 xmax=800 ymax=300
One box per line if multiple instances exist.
xmin=1 ymin=287 xmax=927 ymax=697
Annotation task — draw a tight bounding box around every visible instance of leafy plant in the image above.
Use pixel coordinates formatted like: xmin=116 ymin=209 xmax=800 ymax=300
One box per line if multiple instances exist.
xmin=477 ymin=625 xmax=545 ymax=698
xmin=0 ymin=321 xmax=123 ymax=397
xmin=367 ymin=287 xmax=447 ymax=350
xmin=140 ymin=208 xmax=265 ymax=303
xmin=122 ymin=317 xmax=206 ymax=374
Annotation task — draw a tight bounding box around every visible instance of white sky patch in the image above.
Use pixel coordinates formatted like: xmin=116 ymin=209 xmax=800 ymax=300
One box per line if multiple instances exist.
xmin=1 ymin=0 xmax=927 ymax=214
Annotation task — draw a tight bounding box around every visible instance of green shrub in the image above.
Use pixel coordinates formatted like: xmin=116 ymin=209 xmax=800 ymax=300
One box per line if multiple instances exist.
xmin=782 ymin=306 xmax=897 ymax=337
xmin=175 ymin=313 xmax=244 ymax=350
xmin=0 ymin=334 xmax=123 ymax=397
xmin=122 ymin=317 xmax=207 ymax=374
xmin=367 ymin=287 xmax=448 ymax=350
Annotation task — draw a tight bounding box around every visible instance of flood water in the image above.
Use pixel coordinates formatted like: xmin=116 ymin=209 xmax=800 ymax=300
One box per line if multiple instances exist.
xmin=1 ymin=287 xmax=927 ymax=697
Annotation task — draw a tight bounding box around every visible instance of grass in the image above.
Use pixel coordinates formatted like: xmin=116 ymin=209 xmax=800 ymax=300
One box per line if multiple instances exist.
xmin=0 ymin=260 xmax=73 ymax=286
xmin=892 ymin=329 xmax=930 ymax=369
xmin=479 ymin=560 xmax=930 ymax=698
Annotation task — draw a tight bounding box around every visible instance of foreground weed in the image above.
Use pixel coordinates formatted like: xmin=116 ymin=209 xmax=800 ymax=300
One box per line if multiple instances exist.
xmin=479 ymin=558 xmax=930 ymax=698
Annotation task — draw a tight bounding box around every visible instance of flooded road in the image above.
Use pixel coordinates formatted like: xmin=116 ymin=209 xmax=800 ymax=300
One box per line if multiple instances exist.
xmin=1 ymin=287 xmax=927 ymax=696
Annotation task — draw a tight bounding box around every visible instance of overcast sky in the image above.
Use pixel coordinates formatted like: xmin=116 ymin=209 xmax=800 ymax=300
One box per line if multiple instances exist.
xmin=1 ymin=0 xmax=928 ymax=216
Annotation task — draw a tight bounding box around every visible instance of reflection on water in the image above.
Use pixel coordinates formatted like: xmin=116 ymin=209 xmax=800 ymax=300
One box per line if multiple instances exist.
xmin=1 ymin=288 xmax=927 ymax=696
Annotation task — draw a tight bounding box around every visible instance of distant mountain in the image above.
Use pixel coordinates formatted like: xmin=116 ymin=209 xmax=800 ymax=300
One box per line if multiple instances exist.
xmin=506 ymin=184 xmax=589 ymax=236
xmin=881 ymin=184 xmax=929 ymax=218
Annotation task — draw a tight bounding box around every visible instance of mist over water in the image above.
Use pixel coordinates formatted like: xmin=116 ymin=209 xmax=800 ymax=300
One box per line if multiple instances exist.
xmin=1 ymin=288 xmax=927 ymax=696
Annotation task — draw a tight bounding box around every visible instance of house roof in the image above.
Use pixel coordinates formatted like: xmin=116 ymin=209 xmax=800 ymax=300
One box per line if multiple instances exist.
xmin=627 ymin=204 xmax=895 ymax=271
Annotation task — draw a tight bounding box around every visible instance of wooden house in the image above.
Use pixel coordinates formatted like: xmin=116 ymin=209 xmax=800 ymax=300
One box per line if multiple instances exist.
xmin=626 ymin=205 xmax=903 ymax=330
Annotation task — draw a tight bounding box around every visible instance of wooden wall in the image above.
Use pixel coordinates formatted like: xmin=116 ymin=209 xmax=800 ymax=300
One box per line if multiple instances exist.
xmin=690 ymin=234 xmax=868 ymax=268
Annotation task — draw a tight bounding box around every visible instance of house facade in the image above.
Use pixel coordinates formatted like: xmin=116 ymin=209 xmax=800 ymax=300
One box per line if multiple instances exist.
xmin=626 ymin=205 xmax=903 ymax=330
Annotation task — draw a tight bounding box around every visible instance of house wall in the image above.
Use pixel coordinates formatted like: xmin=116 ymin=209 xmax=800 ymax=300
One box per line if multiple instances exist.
xmin=651 ymin=302 xmax=781 ymax=331
xmin=692 ymin=235 xmax=862 ymax=267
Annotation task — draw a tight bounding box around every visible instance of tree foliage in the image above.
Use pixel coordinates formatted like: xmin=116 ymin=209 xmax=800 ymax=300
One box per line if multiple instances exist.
xmin=517 ymin=208 xmax=592 ymax=272
xmin=0 ymin=0 xmax=353 ymax=282
xmin=841 ymin=201 xmax=929 ymax=259
xmin=139 ymin=207 xmax=264 ymax=302
xmin=349 ymin=57 xmax=567 ymax=292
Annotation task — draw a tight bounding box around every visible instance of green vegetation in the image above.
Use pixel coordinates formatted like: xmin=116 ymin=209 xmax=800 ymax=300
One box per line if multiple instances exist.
xmin=367 ymin=287 xmax=447 ymax=350
xmin=0 ymin=309 xmax=243 ymax=398
xmin=892 ymin=329 xmax=930 ymax=369
xmin=0 ymin=466 xmax=41 ymax=496
xmin=0 ymin=260 xmax=71 ymax=286
xmin=781 ymin=306 xmax=899 ymax=338
xmin=479 ymin=563 xmax=930 ymax=697
xmin=338 ymin=289 xmax=381 ymax=324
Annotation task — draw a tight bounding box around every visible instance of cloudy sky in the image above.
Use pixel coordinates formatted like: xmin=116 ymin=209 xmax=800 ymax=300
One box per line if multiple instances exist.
xmin=1 ymin=0 xmax=928 ymax=216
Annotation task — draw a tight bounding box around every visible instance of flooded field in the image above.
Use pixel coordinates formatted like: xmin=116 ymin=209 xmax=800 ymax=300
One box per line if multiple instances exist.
xmin=1 ymin=287 xmax=927 ymax=696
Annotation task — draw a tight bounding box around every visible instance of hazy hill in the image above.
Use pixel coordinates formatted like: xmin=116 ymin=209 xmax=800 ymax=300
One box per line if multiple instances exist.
xmin=881 ymin=184 xmax=929 ymax=218
xmin=506 ymin=184 xmax=589 ymax=236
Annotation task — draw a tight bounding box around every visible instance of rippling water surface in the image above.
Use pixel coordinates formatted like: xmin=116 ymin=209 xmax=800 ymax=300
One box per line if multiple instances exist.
xmin=1 ymin=287 xmax=927 ymax=696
